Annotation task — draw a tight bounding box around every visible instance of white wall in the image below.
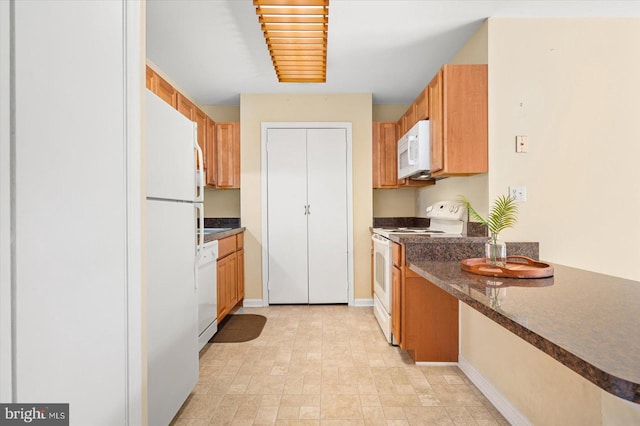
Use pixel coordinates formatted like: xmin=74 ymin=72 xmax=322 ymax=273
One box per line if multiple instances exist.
xmin=2 ymin=1 xmax=143 ymax=423
xmin=488 ymin=18 xmax=640 ymax=280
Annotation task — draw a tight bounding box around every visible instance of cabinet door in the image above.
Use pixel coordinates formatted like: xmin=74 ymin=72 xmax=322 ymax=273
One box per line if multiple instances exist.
xmin=155 ymin=75 xmax=178 ymax=109
xmin=391 ymin=265 xmax=402 ymax=346
xmin=414 ymin=88 xmax=428 ymax=121
xmin=237 ymin=248 xmax=244 ymax=302
xmin=146 ymin=66 xmax=154 ymax=91
xmin=440 ymin=64 xmax=488 ymax=175
xmin=146 ymin=66 xmax=178 ymax=108
xmin=404 ymin=272 xmax=458 ymax=362
xmin=217 ymin=256 xmax=229 ymax=321
xmin=205 ymin=117 xmax=216 ymax=186
xmin=176 ymin=93 xmax=195 ymax=121
xmin=428 ymin=70 xmax=444 ymax=174
xmin=216 ymin=122 xmax=240 ymax=188
xmin=226 ymin=252 xmax=238 ymax=310
xmin=372 ymin=122 xmax=399 ymax=188
xmin=266 ymin=129 xmax=309 ymax=304
xmin=307 ymin=129 xmax=349 ymax=304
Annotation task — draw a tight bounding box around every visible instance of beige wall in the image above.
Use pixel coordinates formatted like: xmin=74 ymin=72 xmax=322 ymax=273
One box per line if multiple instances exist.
xmin=488 ymin=18 xmax=640 ymax=280
xmin=204 ymin=188 xmax=240 ymax=218
xmin=372 ymin=104 xmax=409 ymax=122
xmin=373 ymin=188 xmax=417 ymax=217
xmin=457 ymin=18 xmax=640 ymax=423
xmin=416 ymin=20 xmax=489 ymax=219
xmin=417 ymin=18 xmax=640 ymax=281
xmin=460 ymin=304 xmax=640 ymax=424
xmin=201 ymin=105 xmax=240 ymax=122
xmin=240 ymin=94 xmax=373 ymax=301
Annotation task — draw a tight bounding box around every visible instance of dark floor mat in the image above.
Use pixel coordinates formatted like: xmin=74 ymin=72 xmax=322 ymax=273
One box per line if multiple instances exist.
xmin=209 ymin=314 xmax=267 ymax=343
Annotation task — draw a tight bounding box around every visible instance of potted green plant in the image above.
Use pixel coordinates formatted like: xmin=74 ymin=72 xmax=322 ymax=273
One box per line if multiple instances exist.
xmin=460 ymin=194 xmax=519 ymax=266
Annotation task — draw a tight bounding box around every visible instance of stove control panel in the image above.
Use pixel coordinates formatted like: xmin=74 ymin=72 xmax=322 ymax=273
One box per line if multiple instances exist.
xmin=426 ymin=200 xmax=467 ymax=221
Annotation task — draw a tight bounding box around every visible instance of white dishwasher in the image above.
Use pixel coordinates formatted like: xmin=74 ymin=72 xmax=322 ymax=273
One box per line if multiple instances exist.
xmin=198 ymin=240 xmax=218 ymax=350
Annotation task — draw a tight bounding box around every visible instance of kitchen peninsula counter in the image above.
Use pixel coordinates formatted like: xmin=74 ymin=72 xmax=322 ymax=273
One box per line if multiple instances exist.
xmin=405 ymin=253 xmax=640 ymax=404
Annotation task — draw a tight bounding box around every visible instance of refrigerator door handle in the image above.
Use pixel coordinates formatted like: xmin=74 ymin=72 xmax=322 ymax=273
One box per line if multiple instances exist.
xmin=195 ymin=203 xmax=204 ymax=290
xmin=194 ymin=127 xmax=204 ymax=203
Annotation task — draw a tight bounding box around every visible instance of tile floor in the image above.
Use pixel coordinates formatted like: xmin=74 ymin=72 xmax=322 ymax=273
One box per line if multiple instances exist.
xmin=172 ymin=305 xmax=509 ymax=425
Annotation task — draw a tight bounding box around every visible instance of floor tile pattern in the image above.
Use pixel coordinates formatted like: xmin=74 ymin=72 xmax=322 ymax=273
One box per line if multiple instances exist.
xmin=171 ymin=305 xmax=509 ymax=425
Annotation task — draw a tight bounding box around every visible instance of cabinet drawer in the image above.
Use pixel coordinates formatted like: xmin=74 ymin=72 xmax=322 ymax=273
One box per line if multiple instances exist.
xmin=392 ymin=242 xmax=402 ymax=267
xmin=237 ymin=232 xmax=244 ymax=249
xmin=218 ymin=235 xmax=237 ymax=259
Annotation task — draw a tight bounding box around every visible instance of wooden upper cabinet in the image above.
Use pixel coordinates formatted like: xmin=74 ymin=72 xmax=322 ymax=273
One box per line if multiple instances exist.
xmin=414 ymin=88 xmax=428 ymax=122
xmin=397 ymin=86 xmax=429 ymax=137
xmin=145 ymin=66 xmax=154 ymax=90
xmin=146 ymin=65 xmax=241 ymax=189
xmin=146 ymin=66 xmax=178 ymax=108
xmin=155 ymin=76 xmax=178 ymax=108
xmin=216 ymin=122 xmax=240 ymax=189
xmin=428 ymin=70 xmax=444 ymax=174
xmin=372 ymin=122 xmax=399 ymax=188
xmin=205 ymin=117 xmax=216 ymax=186
xmin=176 ymin=92 xmax=195 ymax=120
xmin=372 ymin=121 xmax=435 ymax=189
xmin=428 ymin=64 xmax=488 ymax=177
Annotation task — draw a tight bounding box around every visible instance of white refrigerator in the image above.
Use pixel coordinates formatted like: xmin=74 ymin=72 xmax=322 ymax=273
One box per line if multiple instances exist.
xmin=146 ymin=90 xmax=203 ymax=425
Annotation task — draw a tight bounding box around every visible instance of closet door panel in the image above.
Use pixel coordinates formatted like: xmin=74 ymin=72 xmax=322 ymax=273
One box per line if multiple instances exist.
xmin=307 ymin=129 xmax=349 ymax=303
xmin=266 ymin=129 xmax=309 ymax=303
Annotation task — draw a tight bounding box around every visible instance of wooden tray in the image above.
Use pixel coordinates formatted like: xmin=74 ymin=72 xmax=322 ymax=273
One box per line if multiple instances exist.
xmin=460 ymin=256 xmax=554 ymax=279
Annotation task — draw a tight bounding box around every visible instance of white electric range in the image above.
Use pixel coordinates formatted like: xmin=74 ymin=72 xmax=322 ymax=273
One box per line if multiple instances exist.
xmin=371 ymin=201 xmax=467 ymax=344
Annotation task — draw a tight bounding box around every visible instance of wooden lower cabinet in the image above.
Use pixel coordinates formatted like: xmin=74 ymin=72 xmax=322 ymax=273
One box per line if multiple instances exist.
xmin=216 ymin=232 xmax=245 ymax=323
xmin=391 ymin=264 xmax=402 ymax=346
xmin=237 ymin=248 xmax=244 ymax=301
xmin=404 ymin=269 xmax=458 ymax=362
xmin=392 ymin=242 xmax=458 ymax=362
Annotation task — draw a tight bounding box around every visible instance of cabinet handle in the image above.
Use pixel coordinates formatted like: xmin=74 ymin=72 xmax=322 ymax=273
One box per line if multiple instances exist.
xmin=307 ymin=204 xmax=311 ymax=215
xmin=304 ymin=205 xmax=308 ymax=215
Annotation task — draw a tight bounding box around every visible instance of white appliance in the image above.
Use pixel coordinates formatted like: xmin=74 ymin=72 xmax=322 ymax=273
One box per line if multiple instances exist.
xmin=146 ymin=90 xmax=203 ymax=426
xmin=371 ymin=201 xmax=466 ymax=344
xmin=198 ymin=240 xmax=218 ymax=349
xmin=398 ymin=120 xmax=431 ymax=180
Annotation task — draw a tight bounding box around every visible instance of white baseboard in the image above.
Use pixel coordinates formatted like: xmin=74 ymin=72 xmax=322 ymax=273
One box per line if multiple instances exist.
xmin=458 ymin=354 xmax=532 ymax=426
xmin=415 ymin=361 xmax=459 ymax=367
xmin=351 ymin=298 xmax=374 ymax=307
xmin=242 ymin=299 xmax=265 ymax=308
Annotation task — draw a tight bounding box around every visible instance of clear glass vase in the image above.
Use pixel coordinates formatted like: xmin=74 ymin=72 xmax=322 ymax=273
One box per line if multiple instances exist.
xmin=485 ymin=235 xmax=507 ymax=267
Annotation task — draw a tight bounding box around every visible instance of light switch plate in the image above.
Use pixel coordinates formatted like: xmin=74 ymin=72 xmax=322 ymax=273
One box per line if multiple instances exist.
xmin=516 ymin=135 xmax=528 ymax=153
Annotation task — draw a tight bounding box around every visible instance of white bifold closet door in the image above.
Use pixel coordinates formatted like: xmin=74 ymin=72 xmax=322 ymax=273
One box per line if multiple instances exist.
xmin=267 ymin=128 xmax=348 ymax=304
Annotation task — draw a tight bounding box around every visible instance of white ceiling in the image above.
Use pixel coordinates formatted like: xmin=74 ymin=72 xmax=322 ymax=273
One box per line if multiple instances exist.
xmin=146 ymin=0 xmax=640 ymax=105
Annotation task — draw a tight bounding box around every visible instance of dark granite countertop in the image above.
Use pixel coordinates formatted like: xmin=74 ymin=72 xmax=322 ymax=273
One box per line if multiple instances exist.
xmin=406 ymin=257 xmax=640 ymax=403
xmin=203 ymin=227 xmax=245 ymax=244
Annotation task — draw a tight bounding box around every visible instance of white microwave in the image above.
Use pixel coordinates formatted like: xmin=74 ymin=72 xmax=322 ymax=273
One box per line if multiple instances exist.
xmin=397 ymin=120 xmax=431 ymax=180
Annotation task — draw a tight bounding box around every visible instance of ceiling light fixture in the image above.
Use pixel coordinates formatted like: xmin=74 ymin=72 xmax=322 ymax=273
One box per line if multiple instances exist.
xmin=254 ymin=0 xmax=329 ymax=83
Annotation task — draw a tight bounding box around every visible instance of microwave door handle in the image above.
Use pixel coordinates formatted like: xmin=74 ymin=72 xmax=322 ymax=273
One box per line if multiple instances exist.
xmin=407 ymin=135 xmax=417 ymax=165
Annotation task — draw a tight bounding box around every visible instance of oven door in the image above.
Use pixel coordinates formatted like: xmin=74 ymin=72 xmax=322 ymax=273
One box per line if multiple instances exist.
xmin=372 ymin=233 xmax=392 ymax=313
